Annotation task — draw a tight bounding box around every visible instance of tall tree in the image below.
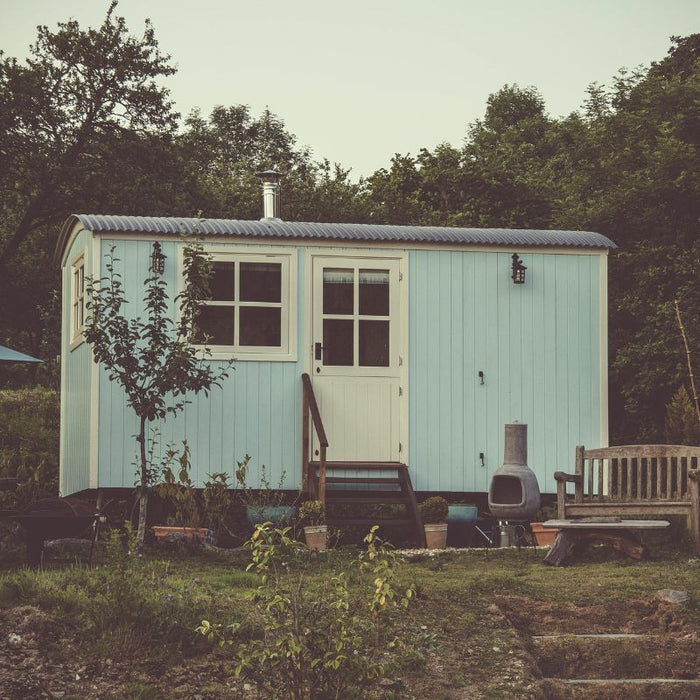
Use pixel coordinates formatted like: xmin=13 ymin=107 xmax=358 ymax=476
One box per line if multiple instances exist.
xmin=0 ymin=2 xmax=181 ymax=360
xmin=0 ymin=1 xmax=178 ymax=266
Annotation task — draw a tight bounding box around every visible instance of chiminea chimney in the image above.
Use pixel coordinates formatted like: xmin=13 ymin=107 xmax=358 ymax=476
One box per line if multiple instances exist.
xmin=258 ymin=168 xmax=281 ymax=220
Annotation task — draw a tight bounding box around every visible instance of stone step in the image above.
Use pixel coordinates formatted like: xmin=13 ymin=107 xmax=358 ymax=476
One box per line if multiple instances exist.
xmin=532 ymin=633 xmax=653 ymax=640
xmin=561 ymin=679 xmax=700 ymax=685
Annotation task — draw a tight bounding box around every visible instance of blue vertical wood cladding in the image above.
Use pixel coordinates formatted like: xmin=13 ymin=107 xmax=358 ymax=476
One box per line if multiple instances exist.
xmin=60 ymin=229 xmax=93 ymax=496
xmin=75 ymin=236 xmax=603 ymax=497
xmin=408 ymin=250 xmax=602 ymax=493
xmin=96 ymin=240 xmax=303 ymax=490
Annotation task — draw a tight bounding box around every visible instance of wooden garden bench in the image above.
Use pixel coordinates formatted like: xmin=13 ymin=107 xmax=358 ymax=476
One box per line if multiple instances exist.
xmin=554 ymin=445 xmax=700 ymax=553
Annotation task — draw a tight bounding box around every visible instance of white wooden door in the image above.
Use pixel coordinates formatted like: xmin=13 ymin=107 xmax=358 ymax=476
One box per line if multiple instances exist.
xmin=311 ymin=256 xmax=404 ymax=462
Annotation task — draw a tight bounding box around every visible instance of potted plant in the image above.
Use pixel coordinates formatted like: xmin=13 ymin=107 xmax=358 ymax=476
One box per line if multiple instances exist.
xmin=446 ymin=502 xmax=479 ymax=547
xmin=531 ymin=505 xmax=559 ymax=547
xmin=419 ymin=496 xmax=449 ymax=549
xmin=235 ymin=455 xmax=297 ymax=526
xmin=154 ymin=441 xmax=210 ymax=543
xmin=298 ymin=500 xmax=328 ymax=551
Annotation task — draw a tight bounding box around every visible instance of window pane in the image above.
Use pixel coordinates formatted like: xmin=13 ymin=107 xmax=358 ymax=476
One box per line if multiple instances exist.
xmin=210 ymin=262 xmax=234 ymax=301
xmin=323 ymin=319 xmax=353 ymax=366
xmin=195 ymin=306 xmax=234 ymax=345
xmin=359 ymin=320 xmax=389 ymax=366
xmin=323 ymin=268 xmax=353 ymax=315
xmin=240 ymin=307 xmax=281 ymax=346
xmin=240 ymin=263 xmax=281 ymax=302
xmin=359 ymin=269 xmax=389 ymax=316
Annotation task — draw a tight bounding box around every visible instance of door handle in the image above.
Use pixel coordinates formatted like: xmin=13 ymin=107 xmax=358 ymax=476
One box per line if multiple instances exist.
xmin=314 ymin=342 xmax=323 ymax=361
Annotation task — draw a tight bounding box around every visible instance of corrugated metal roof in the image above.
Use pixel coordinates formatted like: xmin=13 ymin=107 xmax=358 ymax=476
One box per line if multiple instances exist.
xmin=57 ymin=214 xmax=616 ymax=262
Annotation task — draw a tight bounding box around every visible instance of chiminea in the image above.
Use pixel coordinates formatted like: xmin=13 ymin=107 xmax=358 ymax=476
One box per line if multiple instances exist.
xmin=488 ymin=422 xmax=541 ymax=520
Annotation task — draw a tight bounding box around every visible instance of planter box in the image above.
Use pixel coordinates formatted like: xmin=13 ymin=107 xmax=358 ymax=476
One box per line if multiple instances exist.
xmin=424 ymin=523 xmax=448 ymax=549
xmin=447 ymin=505 xmax=478 ymax=548
xmin=531 ymin=522 xmax=559 ymax=547
xmin=246 ymin=505 xmax=297 ymax=527
xmin=152 ymin=525 xmax=211 ymax=542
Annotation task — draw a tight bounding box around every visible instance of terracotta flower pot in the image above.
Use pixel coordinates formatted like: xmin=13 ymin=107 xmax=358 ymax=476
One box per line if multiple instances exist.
xmin=531 ymin=522 xmax=559 ymax=547
xmin=152 ymin=525 xmax=211 ymax=542
xmin=303 ymin=524 xmax=328 ymax=551
xmin=424 ymin=523 xmax=448 ymax=549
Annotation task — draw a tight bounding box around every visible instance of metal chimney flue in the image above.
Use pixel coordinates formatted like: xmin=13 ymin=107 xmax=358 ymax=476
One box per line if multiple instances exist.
xmin=258 ymin=168 xmax=282 ymax=220
xmin=488 ymin=422 xmax=541 ymax=521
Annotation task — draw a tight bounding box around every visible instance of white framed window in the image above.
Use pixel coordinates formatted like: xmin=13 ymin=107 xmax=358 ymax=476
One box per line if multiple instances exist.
xmin=70 ymin=254 xmax=85 ymax=348
xmin=192 ymin=250 xmax=296 ymax=361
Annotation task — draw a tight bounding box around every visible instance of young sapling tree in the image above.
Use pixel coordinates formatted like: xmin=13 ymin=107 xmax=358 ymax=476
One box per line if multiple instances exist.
xmin=85 ymin=239 xmax=229 ymax=546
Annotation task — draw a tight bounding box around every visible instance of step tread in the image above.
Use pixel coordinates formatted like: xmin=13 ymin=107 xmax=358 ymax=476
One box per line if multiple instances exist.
xmin=324 ymin=477 xmax=403 ymax=484
xmin=558 ymin=679 xmax=700 ymax=685
xmin=326 ymin=496 xmax=408 ymax=505
xmin=533 ymin=633 xmax=655 ymax=640
xmin=310 ymin=461 xmax=406 ymax=470
xmin=327 ymin=518 xmax=413 ymax=527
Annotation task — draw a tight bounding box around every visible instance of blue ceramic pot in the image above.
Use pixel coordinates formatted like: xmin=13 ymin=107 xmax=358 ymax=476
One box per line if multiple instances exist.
xmin=446 ymin=505 xmax=478 ymax=547
xmin=246 ymin=505 xmax=297 ymax=527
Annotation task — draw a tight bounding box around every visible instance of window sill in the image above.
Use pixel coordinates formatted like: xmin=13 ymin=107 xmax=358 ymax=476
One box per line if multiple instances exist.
xmin=69 ymin=334 xmax=85 ymax=352
xmin=195 ymin=349 xmax=297 ymax=363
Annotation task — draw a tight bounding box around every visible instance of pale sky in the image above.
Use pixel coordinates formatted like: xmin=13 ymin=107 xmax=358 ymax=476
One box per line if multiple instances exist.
xmin=1 ymin=0 xmax=699 ymax=179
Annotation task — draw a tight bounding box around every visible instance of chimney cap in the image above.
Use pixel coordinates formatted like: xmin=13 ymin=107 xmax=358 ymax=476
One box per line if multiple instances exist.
xmin=257 ymin=168 xmax=281 ymax=183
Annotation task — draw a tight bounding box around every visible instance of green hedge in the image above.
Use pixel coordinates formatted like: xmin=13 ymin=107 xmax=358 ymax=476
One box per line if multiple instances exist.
xmin=0 ymin=387 xmax=59 ymax=506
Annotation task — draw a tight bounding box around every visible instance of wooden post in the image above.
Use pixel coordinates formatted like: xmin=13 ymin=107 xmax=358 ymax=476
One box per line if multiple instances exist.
xmin=689 ymin=470 xmax=700 ymax=554
xmin=575 ymin=446 xmax=585 ymax=503
xmin=302 ymin=384 xmax=310 ymax=495
xmin=318 ymin=445 xmax=327 ymax=505
xmin=556 ymin=475 xmax=567 ymax=519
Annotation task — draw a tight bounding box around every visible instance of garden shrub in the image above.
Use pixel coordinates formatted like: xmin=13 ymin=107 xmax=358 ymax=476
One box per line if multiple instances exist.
xmin=198 ymin=524 xmax=415 ymax=699
xmin=0 ymin=387 xmax=59 ymax=508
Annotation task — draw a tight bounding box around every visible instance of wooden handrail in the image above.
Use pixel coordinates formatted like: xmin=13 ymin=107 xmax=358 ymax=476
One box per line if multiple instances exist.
xmin=302 ymin=373 xmax=329 ymax=503
xmin=302 ymin=374 xmax=328 ymax=447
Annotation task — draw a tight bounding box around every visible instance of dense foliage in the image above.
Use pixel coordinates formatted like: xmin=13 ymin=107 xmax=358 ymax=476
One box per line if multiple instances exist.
xmin=0 ymin=388 xmax=59 ymax=507
xmin=0 ymin=0 xmax=697 ymax=444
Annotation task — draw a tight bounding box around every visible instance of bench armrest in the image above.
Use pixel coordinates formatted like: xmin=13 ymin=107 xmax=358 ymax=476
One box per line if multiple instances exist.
xmin=554 ymin=471 xmax=584 ymax=518
xmin=554 ymin=471 xmax=582 ymax=484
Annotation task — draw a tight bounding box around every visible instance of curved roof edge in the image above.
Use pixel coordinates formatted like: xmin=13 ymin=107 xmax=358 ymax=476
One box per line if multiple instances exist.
xmin=56 ymin=214 xmax=616 ymax=265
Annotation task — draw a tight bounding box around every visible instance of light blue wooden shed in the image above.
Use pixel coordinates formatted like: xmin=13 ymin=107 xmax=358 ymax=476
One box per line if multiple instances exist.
xmin=56 ymin=210 xmax=615 ymax=509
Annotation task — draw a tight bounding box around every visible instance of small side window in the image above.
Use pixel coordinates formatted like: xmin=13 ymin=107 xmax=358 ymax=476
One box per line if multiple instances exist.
xmin=70 ymin=255 xmax=85 ymax=346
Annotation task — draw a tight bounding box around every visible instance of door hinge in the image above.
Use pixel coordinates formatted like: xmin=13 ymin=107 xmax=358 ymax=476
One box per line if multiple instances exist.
xmin=398 ymin=386 xmax=403 ymax=397
xmin=399 ymin=271 xmax=403 ymax=281
xmin=398 ymin=355 xmax=403 ymax=366
xmin=399 ymin=442 xmax=403 ymax=452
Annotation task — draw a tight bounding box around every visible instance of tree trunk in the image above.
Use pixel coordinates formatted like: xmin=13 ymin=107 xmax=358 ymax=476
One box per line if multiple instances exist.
xmin=136 ymin=415 xmax=148 ymax=548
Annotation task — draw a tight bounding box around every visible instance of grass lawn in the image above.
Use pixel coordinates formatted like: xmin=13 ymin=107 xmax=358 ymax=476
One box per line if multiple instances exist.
xmin=0 ymin=532 xmax=697 ymax=699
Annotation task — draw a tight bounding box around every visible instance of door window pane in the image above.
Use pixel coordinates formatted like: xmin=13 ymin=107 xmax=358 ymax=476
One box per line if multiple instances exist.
xmin=359 ymin=269 xmax=389 ymax=316
xmin=240 ymin=262 xmax=281 ymax=302
xmin=210 ymin=262 xmax=234 ymax=301
xmin=323 ymin=319 xmax=353 ymax=366
xmin=240 ymin=307 xmax=281 ymax=346
xmin=359 ymin=320 xmax=390 ymax=366
xmin=196 ymin=306 xmax=234 ymax=344
xmin=323 ymin=268 xmax=354 ymax=314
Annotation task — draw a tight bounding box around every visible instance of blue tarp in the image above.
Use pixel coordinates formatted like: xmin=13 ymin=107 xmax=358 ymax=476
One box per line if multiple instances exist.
xmin=0 ymin=345 xmax=42 ymax=363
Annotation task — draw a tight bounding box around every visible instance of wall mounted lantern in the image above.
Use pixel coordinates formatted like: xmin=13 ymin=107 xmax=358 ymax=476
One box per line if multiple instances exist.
xmin=151 ymin=241 xmax=166 ymax=275
xmin=511 ymin=253 xmax=526 ymax=284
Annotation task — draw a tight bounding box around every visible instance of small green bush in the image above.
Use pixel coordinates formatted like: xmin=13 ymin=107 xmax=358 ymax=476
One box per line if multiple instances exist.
xmin=298 ymin=499 xmax=326 ymax=526
xmin=419 ymin=496 xmax=448 ymax=524
xmin=198 ymin=524 xmax=415 ymax=699
xmin=0 ymin=388 xmax=59 ymax=507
